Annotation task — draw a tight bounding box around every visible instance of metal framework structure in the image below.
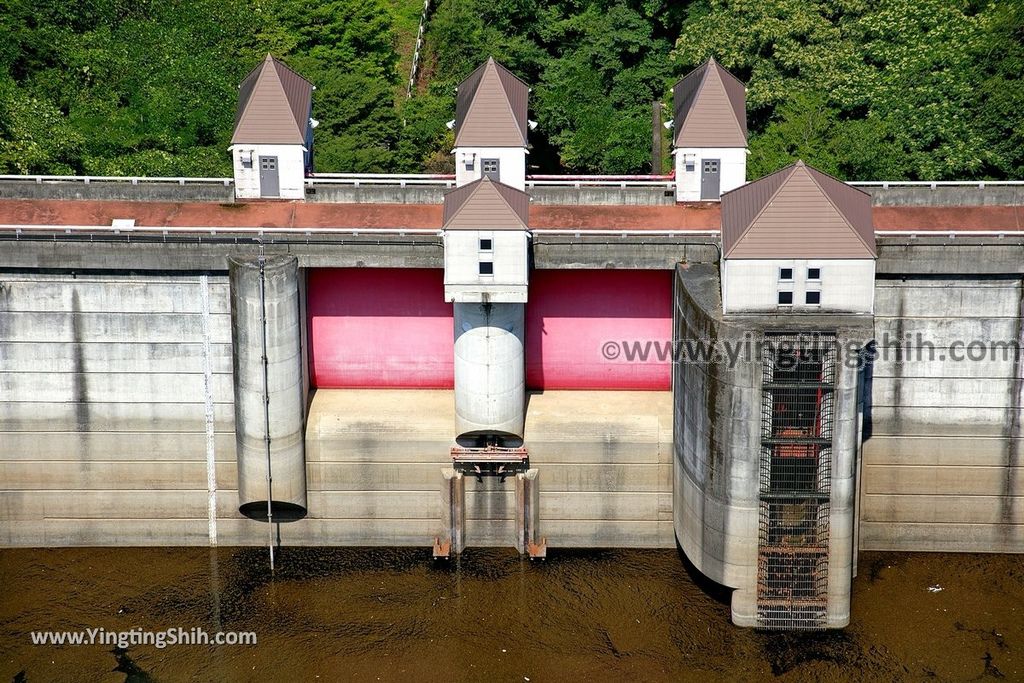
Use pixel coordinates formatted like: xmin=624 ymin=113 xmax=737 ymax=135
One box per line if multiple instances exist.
xmin=450 ymin=444 xmax=529 ymax=480
xmin=757 ymin=333 xmax=837 ymax=629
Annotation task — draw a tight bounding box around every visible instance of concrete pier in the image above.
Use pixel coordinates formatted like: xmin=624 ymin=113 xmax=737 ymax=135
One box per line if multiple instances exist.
xmin=515 ymin=469 xmax=543 ymax=556
xmin=438 ymin=469 xmax=465 ymax=556
xmin=228 ymin=255 xmax=307 ymax=520
xmin=672 ymin=264 xmax=873 ymax=628
xmin=453 ymin=302 xmax=526 ymax=439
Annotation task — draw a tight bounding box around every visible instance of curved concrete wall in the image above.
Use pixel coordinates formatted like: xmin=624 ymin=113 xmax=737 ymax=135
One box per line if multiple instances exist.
xmin=453 ymin=303 xmax=526 ymax=438
xmin=673 ymin=264 xmax=872 ymax=629
xmin=229 ymin=255 xmax=307 ymax=519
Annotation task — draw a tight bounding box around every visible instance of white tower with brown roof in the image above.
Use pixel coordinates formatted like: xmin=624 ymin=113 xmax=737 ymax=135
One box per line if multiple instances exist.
xmin=230 ymin=55 xmax=315 ymax=200
xmin=720 ymin=160 xmax=876 ymax=314
xmin=452 ymin=58 xmax=530 ymax=191
xmin=671 ymin=58 xmax=748 ymax=202
xmin=442 ymin=176 xmax=530 ymax=303
xmin=443 ymin=176 xmax=530 ymax=440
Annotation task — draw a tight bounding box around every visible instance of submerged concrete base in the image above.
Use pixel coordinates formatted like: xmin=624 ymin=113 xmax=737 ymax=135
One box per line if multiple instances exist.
xmin=295 ymin=388 xmax=673 ymax=549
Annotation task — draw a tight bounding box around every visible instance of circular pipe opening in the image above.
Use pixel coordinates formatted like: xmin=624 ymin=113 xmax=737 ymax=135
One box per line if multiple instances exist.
xmin=239 ymin=501 xmax=307 ymax=523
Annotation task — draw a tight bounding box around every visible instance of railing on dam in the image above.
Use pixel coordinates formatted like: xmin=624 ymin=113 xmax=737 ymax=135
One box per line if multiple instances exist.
xmin=0 ymin=174 xmax=234 ymax=186
xmin=1 ymin=174 xmax=1022 ymax=207
xmin=4 ymin=173 xmax=1024 ymax=190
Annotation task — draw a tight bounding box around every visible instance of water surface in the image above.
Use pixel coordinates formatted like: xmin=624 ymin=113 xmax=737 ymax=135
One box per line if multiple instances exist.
xmin=1 ymin=547 xmax=1021 ymax=681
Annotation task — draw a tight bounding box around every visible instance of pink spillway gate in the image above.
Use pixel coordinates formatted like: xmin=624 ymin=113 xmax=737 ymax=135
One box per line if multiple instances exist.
xmin=307 ymin=268 xmax=454 ymax=388
xmin=526 ymin=269 xmax=672 ymax=390
xmin=306 ymin=268 xmax=672 ymax=391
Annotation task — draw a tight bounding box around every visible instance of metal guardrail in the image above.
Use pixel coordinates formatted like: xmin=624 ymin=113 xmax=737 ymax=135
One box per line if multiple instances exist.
xmin=1 ymin=174 xmax=1023 ymax=190
xmin=309 ymin=175 xmax=455 ymax=187
xmin=0 ymin=224 xmax=443 ymax=237
xmin=4 ymin=223 xmax=1019 ymax=238
xmin=0 ymin=174 xmax=233 ymax=186
xmin=407 ymin=0 xmax=432 ymax=98
xmin=850 ymin=181 xmax=1024 ymax=189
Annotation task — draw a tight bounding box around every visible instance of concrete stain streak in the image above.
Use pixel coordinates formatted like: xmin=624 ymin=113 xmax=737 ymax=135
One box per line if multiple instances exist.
xmin=70 ymin=293 xmax=87 ymax=410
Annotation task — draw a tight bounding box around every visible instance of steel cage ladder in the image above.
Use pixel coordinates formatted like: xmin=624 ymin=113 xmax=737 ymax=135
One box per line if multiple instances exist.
xmin=756 ymin=333 xmax=838 ymax=629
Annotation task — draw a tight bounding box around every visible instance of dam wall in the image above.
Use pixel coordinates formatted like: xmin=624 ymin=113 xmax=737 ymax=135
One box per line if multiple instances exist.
xmin=0 ymin=264 xmax=675 ymax=548
xmin=859 ymin=275 xmax=1024 ymax=552
xmin=0 ymin=272 xmax=239 ymax=545
xmin=0 ymin=226 xmax=1021 ymax=554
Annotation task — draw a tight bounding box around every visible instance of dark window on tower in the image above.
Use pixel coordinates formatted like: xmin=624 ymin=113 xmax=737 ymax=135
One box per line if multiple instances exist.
xmin=779 ymin=268 xmax=794 ymax=281
xmin=778 ymin=291 xmax=794 ymax=305
xmin=807 ymin=267 xmax=821 ymax=280
xmin=479 ymin=238 xmax=493 ymax=251
xmin=479 ymin=261 xmax=494 ymax=275
xmin=806 ymin=291 xmax=821 ymax=305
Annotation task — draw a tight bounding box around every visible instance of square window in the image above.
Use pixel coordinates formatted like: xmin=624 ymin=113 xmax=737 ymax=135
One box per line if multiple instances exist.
xmin=479 ymin=238 xmax=493 ymax=251
xmin=779 ymin=268 xmax=794 ymax=281
xmin=778 ymin=291 xmax=793 ymax=305
xmin=807 ymin=267 xmax=821 ymax=280
xmin=806 ymin=290 xmax=821 ymax=305
xmin=479 ymin=261 xmax=494 ymax=275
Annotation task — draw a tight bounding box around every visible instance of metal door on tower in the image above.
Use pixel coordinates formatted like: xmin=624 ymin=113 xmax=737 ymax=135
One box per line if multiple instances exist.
xmin=701 ymin=159 xmax=720 ymax=200
xmin=482 ymin=158 xmax=500 ymax=182
xmin=259 ymin=156 xmax=280 ymax=198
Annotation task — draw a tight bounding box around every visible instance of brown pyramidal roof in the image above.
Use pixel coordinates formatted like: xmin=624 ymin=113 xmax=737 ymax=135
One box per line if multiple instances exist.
xmin=673 ymin=58 xmax=747 ymax=148
xmin=443 ymin=176 xmax=529 ymax=230
xmin=722 ymin=160 xmax=876 ymax=259
xmin=232 ymin=54 xmax=314 ymax=146
xmin=454 ymin=57 xmax=529 ymax=148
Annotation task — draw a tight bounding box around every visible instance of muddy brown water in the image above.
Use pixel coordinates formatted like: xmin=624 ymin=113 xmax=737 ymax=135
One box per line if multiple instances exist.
xmin=0 ymin=547 xmax=1021 ymax=682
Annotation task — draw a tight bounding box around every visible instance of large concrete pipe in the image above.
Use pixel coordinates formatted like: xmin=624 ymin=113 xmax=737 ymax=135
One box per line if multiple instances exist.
xmin=229 ymin=255 xmax=307 ymax=521
xmin=454 ymin=302 xmax=525 ymax=439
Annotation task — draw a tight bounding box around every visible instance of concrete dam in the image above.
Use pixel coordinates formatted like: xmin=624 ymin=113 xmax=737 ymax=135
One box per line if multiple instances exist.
xmin=1 ymin=56 xmax=1022 ymax=632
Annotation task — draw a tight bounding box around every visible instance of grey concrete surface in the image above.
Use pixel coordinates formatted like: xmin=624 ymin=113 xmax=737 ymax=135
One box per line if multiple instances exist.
xmin=860 ymin=277 xmax=1023 ymax=552
xmin=672 ymin=263 xmax=873 ymax=628
xmin=0 ymin=272 xmax=234 ymax=546
xmin=228 ymin=255 xmax=307 ymax=517
xmin=1 ymin=178 xmax=1022 ymax=205
xmin=0 ymin=180 xmax=234 ymax=203
xmin=866 ymin=185 xmax=1024 ymax=206
xmin=5 ymin=234 xmax=1024 ymax=276
xmin=281 ymin=388 xmax=674 ymax=549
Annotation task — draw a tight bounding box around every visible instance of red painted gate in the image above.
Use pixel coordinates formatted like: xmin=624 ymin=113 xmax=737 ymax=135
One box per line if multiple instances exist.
xmin=526 ymin=270 xmax=672 ymax=390
xmin=307 ymin=269 xmax=454 ymax=388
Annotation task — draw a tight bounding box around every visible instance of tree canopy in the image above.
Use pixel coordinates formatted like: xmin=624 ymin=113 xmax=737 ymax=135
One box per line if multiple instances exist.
xmin=1 ymin=0 xmax=1021 ymax=180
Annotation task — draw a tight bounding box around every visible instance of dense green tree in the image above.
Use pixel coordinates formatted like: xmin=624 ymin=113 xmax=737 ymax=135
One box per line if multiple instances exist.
xmin=673 ymin=0 xmax=1022 ymax=180
xmin=0 ymin=0 xmax=404 ymax=176
xmin=0 ymin=0 xmax=1020 ymax=179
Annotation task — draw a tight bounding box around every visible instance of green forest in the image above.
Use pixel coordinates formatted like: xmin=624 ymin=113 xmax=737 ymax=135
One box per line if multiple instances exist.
xmin=1 ymin=0 xmax=1021 ymax=180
